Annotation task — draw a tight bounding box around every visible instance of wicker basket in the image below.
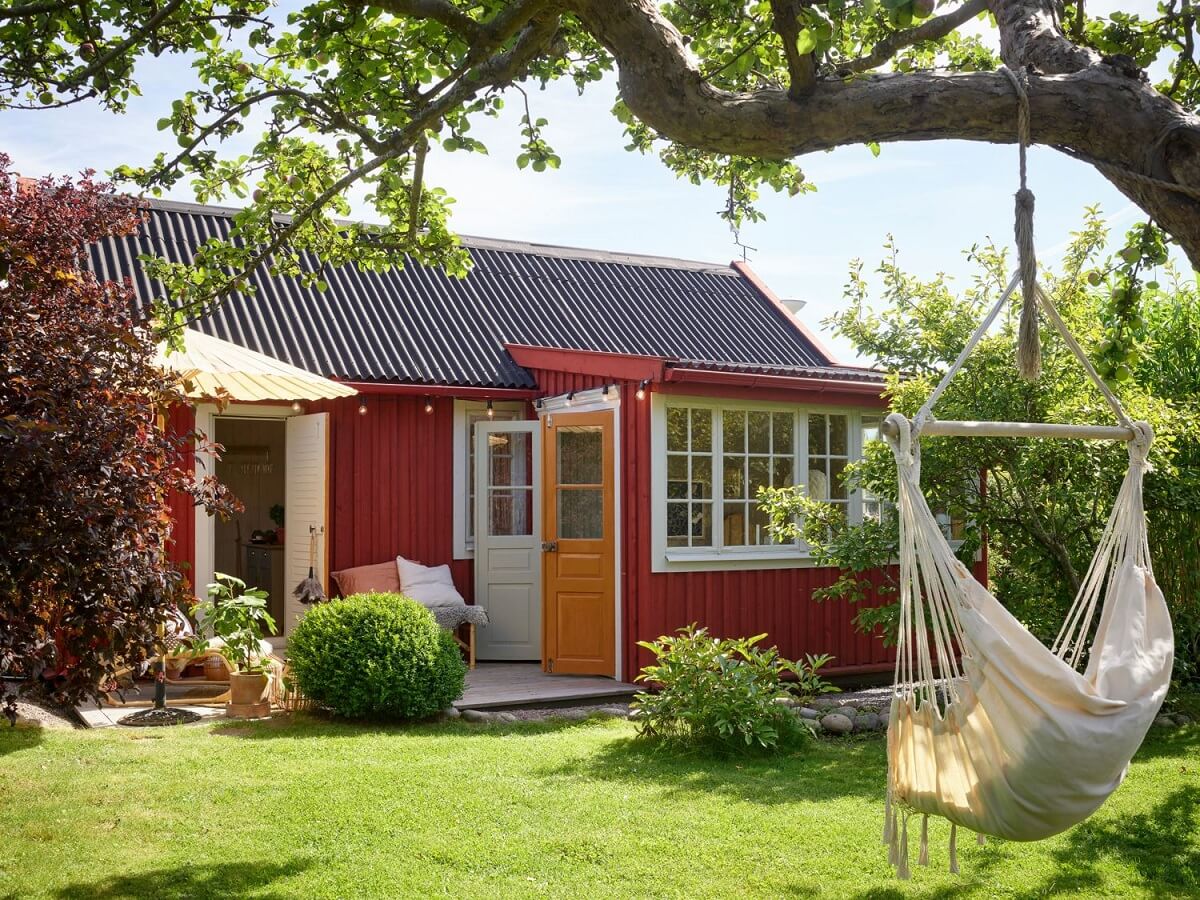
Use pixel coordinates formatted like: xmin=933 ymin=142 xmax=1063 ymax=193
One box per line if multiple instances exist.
xmin=278 ymin=662 xmax=316 ymax=712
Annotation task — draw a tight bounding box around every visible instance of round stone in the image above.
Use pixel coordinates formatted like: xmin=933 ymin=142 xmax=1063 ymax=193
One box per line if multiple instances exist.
xmin=834 ymin=706 xmax=860 ymax=721
xmin=441 ymin=706 xmax=461 ymax=720
xmin=1175 ymin=714 xmax=1192 ymax=726
xmin=797 ymin=707 xmax=820 ymax=720
xmin=821 ymin=713 xmax=854 ymax=735
xmin=855 ymin=713 xmax=880 ymax=732
xmin=1153 ymin=714 xmax=1175 ymax=728
xmin=461 ymin=708 xmax=492 ymax=723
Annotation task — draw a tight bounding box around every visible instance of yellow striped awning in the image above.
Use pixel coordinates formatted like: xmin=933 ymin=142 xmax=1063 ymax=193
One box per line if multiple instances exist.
xmin=156 ymin=328 xmax=357 ymax=402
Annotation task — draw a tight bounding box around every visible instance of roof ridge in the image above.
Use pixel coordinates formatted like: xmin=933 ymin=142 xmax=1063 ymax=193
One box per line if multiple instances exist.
xmin=140 ymin=195 xmax=736 ymax=274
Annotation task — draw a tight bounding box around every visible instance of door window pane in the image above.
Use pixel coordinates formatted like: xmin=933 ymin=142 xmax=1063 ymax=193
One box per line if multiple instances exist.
xmin=558 ymin=488 xmax=603 ymax=539
xmin=558 ymin=427 xmax=602 ymax=484
xmin=466 ymin=408 xmax=519 ymax=542
xmin=489 ymin=488 xmax=533 ymax=536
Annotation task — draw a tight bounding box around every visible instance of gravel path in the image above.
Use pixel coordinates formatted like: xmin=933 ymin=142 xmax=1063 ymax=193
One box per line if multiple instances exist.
xmin=11 ymin=699 xmax=77 ymax=729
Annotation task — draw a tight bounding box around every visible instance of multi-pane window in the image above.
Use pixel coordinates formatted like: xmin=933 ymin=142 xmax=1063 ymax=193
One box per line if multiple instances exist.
xmin=807 ymin=413 xmax=850 ymax=522
xmin=722 ymin=410 xmax=795 ymax=546
xmin=658 ymin=401 xmax=885 ymax=561
xmin=860 ymin=413 xmax=888 ymax=524
xmin=666 ymin=407 xmax=713 ymax=548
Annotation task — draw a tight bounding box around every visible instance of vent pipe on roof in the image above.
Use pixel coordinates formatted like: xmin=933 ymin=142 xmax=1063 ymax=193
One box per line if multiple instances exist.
xmin=780 ymin=298 xmax=807 ymax=316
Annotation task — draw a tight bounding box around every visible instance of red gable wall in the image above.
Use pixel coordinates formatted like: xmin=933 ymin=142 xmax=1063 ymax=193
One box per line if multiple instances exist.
xmin=308 ymin=393 xmax=477 ymax=599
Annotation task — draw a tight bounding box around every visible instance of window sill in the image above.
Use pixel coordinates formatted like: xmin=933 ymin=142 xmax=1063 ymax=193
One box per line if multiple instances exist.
xmin=654 ymin=546 xmax=823 ymax=573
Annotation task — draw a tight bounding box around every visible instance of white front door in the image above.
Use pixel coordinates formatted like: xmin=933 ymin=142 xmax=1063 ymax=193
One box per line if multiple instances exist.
xmin=474 ymin=420 xmax=541 ymax=660
xmin=284 ymin=412 xmax=329 ymax=635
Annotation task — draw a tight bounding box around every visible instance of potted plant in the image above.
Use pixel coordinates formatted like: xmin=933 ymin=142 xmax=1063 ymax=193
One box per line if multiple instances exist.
xmin=186 ymin=573 xmax=277 ymax=718
xmin=269 ymin=503 xmax=285 ymax=544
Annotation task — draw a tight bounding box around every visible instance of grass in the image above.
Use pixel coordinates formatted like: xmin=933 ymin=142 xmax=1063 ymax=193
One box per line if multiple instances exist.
xmin=0 ymin=708 xmax=1197 ymax=899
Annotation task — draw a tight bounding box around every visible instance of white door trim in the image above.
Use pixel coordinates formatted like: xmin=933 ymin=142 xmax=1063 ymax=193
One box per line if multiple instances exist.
xmin=536 ymin=387 xmax=623 ymax=680
xmin=192 ymin=403 xmax=295 ymax=604
xmin=473 ymin=419 xmax=543 ymax=660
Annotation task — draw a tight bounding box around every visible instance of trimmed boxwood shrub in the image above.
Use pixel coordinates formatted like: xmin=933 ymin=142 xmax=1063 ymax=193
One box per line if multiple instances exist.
xmin=287 ymin=592 xmax=466 ymax=719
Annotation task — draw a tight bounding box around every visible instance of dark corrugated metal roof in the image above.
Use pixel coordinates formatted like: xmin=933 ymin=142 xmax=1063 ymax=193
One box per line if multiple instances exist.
xmin=87 ymin=198 xmax=830 ymax=389
xmin=669 ymin=359 xmax=887 ymax=383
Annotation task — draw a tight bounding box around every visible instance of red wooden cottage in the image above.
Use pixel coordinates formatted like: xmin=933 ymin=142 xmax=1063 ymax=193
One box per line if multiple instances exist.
xmin=90 ymin=197 xmax=894 ymax=680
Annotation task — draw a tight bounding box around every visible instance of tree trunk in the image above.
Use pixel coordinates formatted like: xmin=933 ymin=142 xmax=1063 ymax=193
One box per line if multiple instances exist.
xmin=565 ymin=0 xmax=1200 ymax=267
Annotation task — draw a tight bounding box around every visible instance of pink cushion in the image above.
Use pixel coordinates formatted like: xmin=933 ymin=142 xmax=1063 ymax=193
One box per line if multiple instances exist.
xmin=330 ymin=561 xmax=401 ymax=596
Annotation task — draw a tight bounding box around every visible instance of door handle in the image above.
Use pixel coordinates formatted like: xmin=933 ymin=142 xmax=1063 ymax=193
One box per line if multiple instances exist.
xmin=541 ymin=541 xmax=558 ymax=552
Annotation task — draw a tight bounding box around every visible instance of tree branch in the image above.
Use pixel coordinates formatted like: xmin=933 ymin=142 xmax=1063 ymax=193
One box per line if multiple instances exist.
xmin=564 ymin=0 xmax=1200 ymax=267
xmin=0 ymin=0 xmax=77 ymax=20
xmin=370 ymin=0 xmax=484 ymax=42
xmin=60 ymin=0 xmax=187 ymax=91
xmin=770 ymin=0 xmax=815 ymax=98
xmin=843 ymin=0 xmax=989 ymax=74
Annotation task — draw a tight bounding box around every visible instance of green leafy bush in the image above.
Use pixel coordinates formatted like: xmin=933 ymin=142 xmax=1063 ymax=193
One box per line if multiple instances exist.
xmin=632 ymin=625 xmax=836 ymax=753
xmin=287 ymin=592 xmax=465 ymax=719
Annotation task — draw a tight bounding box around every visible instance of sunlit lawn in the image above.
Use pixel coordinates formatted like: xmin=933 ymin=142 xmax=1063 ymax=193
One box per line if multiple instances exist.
xmin=0 ymin=704 xmax=1197 ymax=899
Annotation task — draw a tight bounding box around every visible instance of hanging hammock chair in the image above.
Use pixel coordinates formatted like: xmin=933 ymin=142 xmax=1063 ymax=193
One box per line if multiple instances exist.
xmin=879 ymin=271 xmax=1174 ymax=878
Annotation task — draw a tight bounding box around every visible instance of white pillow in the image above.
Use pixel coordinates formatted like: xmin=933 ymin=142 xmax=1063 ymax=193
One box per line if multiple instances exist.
xmin=396 ymin=556 xmax=466 ymax=608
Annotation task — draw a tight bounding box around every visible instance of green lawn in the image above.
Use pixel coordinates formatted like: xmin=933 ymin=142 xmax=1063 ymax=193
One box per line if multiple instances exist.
xmin=0 ymin=711 xmax=1197 ymax=899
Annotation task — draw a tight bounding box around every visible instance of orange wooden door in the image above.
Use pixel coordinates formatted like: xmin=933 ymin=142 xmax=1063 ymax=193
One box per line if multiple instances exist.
xmin=542 ymin=410 xmax=615 ymax=676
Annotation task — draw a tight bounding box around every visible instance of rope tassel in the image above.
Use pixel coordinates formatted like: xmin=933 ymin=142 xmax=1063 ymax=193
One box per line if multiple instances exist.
xmin=882 ymin=790 xmax=893 ymax=844
xmin=949 ymin=823 xmax=959 ymax=875
xmin=898 ymin=814 xmax=911 ymax=880
xmin=918 ymin=814 xmax=930 ymax=866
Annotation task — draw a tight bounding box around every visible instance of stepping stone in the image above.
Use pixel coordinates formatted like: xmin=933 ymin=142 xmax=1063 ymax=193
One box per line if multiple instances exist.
xmin=821 ymin=713 xmax=854 ymax=735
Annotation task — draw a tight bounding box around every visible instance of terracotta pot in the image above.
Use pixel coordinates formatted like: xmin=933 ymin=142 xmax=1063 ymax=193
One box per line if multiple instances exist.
xmin=226 ymin=671 xmax=271 ymax=719
xmin=229 ymin=671 xmax=269 ymax=705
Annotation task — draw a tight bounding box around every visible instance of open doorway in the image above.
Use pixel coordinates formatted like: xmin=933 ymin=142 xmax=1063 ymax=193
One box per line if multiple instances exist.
xmin=213 ymin=417 xmax=287 ymax=637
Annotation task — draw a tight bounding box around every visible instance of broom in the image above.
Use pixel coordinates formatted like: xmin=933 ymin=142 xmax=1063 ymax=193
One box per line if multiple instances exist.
xmin=293 ymin=526 xmax=327 ymax=605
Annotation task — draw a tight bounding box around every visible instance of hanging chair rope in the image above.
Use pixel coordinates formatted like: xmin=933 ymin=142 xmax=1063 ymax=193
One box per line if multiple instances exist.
xmin=999 ymin=64 xmax=1042 ymax=380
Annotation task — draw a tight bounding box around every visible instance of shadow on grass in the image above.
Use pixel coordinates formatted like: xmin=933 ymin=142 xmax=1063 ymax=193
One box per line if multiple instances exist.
xmin=0 ymin=723 xmax=43 ymax=756
xmin=1128 ymin=722 xmax=1200 ymax=761
xmin=210 ymin=709 xmax=619 ymax=741
xmin=51 ymin=858 xmax=312 ymax=899
xmin=1011 ymin=784 xmax=1200 ymax=899
xmin=539 ymin=731 xmax=888 ymax=805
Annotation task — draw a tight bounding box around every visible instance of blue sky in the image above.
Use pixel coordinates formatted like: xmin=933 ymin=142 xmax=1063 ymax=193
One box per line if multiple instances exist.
xmin=1 ymin=3 xmax=1158 ymax=361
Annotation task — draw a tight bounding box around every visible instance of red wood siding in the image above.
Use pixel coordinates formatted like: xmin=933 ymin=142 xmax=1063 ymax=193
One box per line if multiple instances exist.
xmin=165 ymin=404 xmax=197 ymax=587
xmin=309 ymin=394 xmax=476 ymax=600
xmin=527 ymin=368 xmax=898 ymax=679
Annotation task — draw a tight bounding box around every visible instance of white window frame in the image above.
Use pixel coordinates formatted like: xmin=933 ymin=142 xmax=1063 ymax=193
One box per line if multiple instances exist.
xmin=453 ymin=399 xmax=526 ymax=559
xmin=650 ymin=393 xmax=876 ymax=572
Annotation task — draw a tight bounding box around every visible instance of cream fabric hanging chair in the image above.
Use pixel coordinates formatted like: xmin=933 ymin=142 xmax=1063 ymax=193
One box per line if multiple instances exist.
xmin=880 ymin=274 xmax=1174 ymax=878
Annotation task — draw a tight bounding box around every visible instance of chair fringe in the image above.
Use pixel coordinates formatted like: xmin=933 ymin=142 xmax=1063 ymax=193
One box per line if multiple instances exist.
xmin=897 ymin=814 xmax=911 ymax=880
xmin=949 ymin=823 xmax=959 ymax=874
xmin=918 ymin=814 xmax=929 ymax=866
xmin=882 ymin=790 xmax=893 ymax=844
xmin=977 ymin=832 xmax=986 ymax=847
